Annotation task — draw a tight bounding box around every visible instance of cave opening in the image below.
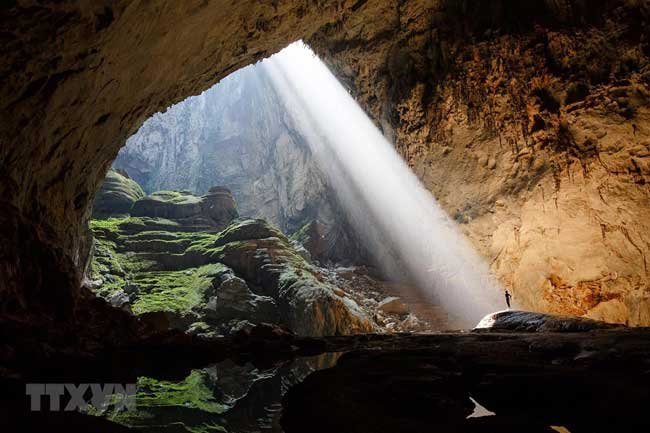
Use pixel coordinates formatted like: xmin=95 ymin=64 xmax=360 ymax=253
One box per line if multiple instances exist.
xmin=4 ymin=1 xmax=650 ymax=432
xmin=89 ymin=41 xmax=502 ymax=342
xmin=84 ymin=41 xmax=506 ymax=432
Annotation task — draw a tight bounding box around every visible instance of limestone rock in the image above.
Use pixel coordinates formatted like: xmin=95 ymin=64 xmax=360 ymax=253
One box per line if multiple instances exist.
xmin=204 ymin=274 xmax=278 ymax=325
xmin=201 ymin=219 xmax=375 ymax=336
xmin=89 ymin=211 xmax=373 ymax=336
xmin=106 ymin=289 xmax=132 ymax=313
xmin=201 ymin=187 xmax=239 ymax=228
xmin=474 ymin=310 xmax=624 ymax=332
xmin=92 ymin=169 xmax=145 ymax=218
xmin=311 ymin=2 xmax=650 ymax=325
xmin=377 ymin=297 xmax=409 ymax=315
xmin=131 ymin=188 xmax=238 ymax=231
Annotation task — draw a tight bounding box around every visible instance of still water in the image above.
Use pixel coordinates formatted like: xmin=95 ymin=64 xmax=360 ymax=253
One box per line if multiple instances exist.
xmin=93 ymin=353 xmax=340 ymax=433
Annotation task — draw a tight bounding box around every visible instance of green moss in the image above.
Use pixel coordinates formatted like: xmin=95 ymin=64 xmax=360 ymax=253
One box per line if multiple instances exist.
xmin=89 ymin=236 xmax=127 ymax=297
xmin=135 ymin=371 xmax=227 ymax=413
xmin=131 ymin=264 xmax=227 ymax=315
xmin=216 ymin=219 xmax=286 ymax=243
xmin=90 ymin=217 xmax=125 ymax=240
xmin=92 ymin=169 xmax=145 ymax=218
xmin=149 ymin=190 xmax=202 ymax=205
xmin=96 ymin=370 xmax=228 ymax=432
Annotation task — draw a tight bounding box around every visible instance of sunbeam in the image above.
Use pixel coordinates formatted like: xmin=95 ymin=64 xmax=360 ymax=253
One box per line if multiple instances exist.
xmin=263 ymin=41 xmax=502 ymax=325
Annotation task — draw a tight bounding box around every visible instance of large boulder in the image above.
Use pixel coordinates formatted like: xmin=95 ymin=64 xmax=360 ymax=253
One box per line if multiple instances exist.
xmin=203 ymin=273 xmax=278 ymax=324
xmin=131 ymin=190 xmax=204 ymax=219
xmin=200 ymin=187 xmax=239 ymax=228
xmin=92 ymin=169 xmax=145 ymax=218
xmin=474 ymin=310 xmax=624 ymax=332
xmin=131 ymin=188 xmax=238 ymax=231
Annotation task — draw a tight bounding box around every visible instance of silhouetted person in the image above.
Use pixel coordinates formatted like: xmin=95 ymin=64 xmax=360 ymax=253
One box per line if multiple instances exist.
xmin=504 ymin=290 xmax=512 ymax=309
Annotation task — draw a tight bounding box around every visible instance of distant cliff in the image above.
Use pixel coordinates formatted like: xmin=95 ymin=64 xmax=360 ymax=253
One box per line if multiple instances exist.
xmin=116 ymin=64 xmax=316 ymax=230
xmin=114 ymin=63 xmax=363 ymax=263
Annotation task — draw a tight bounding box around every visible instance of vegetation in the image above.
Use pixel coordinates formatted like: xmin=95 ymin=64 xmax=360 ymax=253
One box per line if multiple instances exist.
xmin=94 ymin=369 xmax=229 ymax=433
xmin=148 ymin=190 xmax=202 ymax=205
xmin=131 ymin=264 xmax=226 ymax=316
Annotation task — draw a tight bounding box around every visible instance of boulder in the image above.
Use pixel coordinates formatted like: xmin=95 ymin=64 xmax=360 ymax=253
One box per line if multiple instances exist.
xmin=92 ymin=169 xmax=145 ymax=218
xmin=474 ymin=310 xmax=625 ymax=332
xmin=131 ymin=191 xmax=204 ymax=219
xmin=107 ymin=289 xmax=132 ymax=313
xmin=203 ymin=274 xmax=278 ymax=324
xmin=201 ymin=187 xmax=239 ymax=229
xmin=377 ymin=297 xmax=409 ymax=315
xmin=131 ymin=188 xmax=238 ymax=231
xmin=204 ymin=219 xmax=375 ymax=336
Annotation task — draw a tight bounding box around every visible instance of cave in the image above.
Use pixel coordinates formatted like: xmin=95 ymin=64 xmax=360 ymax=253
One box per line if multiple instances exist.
xmin=2 ymin=1 xmax=650 ymax=432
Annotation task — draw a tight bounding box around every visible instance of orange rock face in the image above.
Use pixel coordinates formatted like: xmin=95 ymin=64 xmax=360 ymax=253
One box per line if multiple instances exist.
xmin=310 ymin=1 xmax=650 ymax=324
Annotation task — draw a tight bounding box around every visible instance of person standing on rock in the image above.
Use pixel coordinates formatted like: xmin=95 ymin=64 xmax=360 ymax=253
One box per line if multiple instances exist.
xmin=504 ymin=289 xmax=512 ymax=309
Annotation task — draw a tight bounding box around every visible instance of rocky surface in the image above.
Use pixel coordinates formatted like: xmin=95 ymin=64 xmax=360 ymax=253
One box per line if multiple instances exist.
xmin=114 ymin=62 xmax=367 ymax=264
xmin=91 ymin=168 xmax=144 ymax=218
xmin=310 ymin=1 xmax=650 ymax=325
xmin=90 ymin=174 xmax=440 ymax=336
xmin=117 ymin=66 xmax=319 ymax=225
xmin=130 ymin=187 xmax=238 ymax=231
xmin=475 ymin=309 xmax=624 ymax=332
xmin=90 ymin=184 xmax=374 ymax=336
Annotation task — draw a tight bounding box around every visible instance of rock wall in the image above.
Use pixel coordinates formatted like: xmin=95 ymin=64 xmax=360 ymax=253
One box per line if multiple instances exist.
xmin=114 ymin=63 xmax=339 ymax=236
xmin=309 ymin=0 xmax=650 ymax=325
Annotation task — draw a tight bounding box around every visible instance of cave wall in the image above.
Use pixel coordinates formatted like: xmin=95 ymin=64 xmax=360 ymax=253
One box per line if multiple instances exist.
xmin=1 ymin=0 xmax=649 ymax=334
xmin=309 ymin=0 xmax=650 ymax=324
xmin=0 ymin=0 xmax=357 ymax=324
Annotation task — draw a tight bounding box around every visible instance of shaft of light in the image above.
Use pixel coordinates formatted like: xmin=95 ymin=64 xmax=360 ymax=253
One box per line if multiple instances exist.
xmin=263 ymin=42 xmax=501 ymax=326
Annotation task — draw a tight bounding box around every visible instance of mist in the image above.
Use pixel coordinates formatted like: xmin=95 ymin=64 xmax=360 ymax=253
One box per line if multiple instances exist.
xmin=262 ymin=41 xmax=502 ymax=326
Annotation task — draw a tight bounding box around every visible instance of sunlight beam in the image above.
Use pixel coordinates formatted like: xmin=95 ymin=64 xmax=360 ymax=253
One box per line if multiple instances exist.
xmin=263 ymin=41 xmax=502 ymax=326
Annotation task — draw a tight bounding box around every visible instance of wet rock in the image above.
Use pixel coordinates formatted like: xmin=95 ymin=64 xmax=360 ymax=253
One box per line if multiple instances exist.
xmin=474 ymin=310 xmax=624 ymax=332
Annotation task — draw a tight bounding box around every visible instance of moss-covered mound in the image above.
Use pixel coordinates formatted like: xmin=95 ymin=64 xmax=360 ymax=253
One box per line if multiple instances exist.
xmin=131 ymin=190 xmax=203 ymax=219
xmin=130 ymin=189 xmax=238 ymax=232
xmin=89 ymin=215 xmax=373 ymax=336
xmin=186 ymin=219 xmax=374 ymax=336
xmin=91 ymin=169 xmax=145 ymax=218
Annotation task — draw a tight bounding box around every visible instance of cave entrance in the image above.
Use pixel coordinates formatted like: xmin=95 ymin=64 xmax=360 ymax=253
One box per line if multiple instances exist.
xmin=88 ymin=42 xmax=500 ymax=339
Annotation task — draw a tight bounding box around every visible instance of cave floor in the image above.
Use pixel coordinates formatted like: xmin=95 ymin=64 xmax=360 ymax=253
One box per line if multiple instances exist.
xmin=2 ymin=327 xmax=650 ymax=432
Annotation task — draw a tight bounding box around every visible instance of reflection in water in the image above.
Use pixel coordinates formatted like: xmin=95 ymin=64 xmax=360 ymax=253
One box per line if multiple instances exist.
xmin=94 ymin=353 xmax=341 ymax=433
